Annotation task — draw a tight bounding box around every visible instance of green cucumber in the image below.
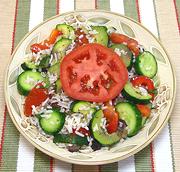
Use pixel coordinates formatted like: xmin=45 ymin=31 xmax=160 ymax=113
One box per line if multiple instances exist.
xmin=91 ymin=110 xmax=121 ymax=146
xmin=110 ymin=44 xmax=133 ymax=70
xmin=91 ymin=26 xmax=108 ymax=46
xmin=48 ymin=62 xmax=60 ymax=77
xmin=39 ymin=109 xmax=65 ymax=135
xmin=55 ymin=79 xmax=62 ymax=93
xmin=39 ymin=54 xmax=51 ymax=68
xmin=70 ymin=101 xmax=96 ymax=116
xmin=17 ymin=71 xmax=47 ymax=96
xmin=53 ymin=134 xmax=88 ymax=146
xmin=122 ymin=82 xmax=152 ymax=104
xmin=56 ymin=23 xmax=75 ymax=39
xmin=115 ymin=102 xmax=142 ymax=137
xmin=135 ymin=51 xmax=158 ymax=78
xmin=21 ymin=61 xmax=37 ymax=70
xmin=52 ymin=38 xmax=72 ymax=56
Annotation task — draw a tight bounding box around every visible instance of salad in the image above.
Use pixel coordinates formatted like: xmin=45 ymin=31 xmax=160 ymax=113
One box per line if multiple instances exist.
xmin=17 ymin=19 xmax=158 ymax=152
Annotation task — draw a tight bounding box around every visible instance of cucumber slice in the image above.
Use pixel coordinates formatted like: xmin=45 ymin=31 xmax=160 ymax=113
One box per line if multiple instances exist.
xmin=122 ymin=82 xmax=152 ymax=104
xmin=70 ymin=101 xmax=96 ymax=116
xmin=56 ymin=23 xmax=75 ymax=39
xmin=21 ymin=61 xmax=37 ymax=71
xmin=39 ymin=109 xmax=65 ymax=135
xmin=115 ymin=102 xmax=142 ymax=137
xmin=17 ymin=71 xmax=47 ymax=96
xmin=52 ymin=38 xmax=72 ymax=57
xmin=39 ymin=54 xmax=51 ymax=68
xmin=110 ymin=44 xmax=133 ymax=70
xmin=91 ymin=26 xmax=108 ymax=46
xmin=135 ymin=51 xmax=158 ymax=78
xmin=55 ymin=79 xmax=62 ymax=93
xmin=48 ymin=62 xmax=60 ymax=77
xmin=91 ymin=110 xmax=121 ymax=146
xmin=53 ymin=134 xmax=88 ymax=146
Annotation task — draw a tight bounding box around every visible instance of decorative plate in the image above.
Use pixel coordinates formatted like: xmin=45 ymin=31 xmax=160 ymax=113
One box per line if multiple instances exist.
xmin=4 ymin=10 xmax=176 ymax=165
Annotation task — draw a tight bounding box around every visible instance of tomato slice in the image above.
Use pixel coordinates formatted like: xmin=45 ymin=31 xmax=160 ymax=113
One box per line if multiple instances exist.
xmin=103 ymin=105 xmax=119 ymax=134
xmin=131 ymin=76 xmax=155 ymax=99
xmin=137 ymin=104 xmax=151 ymax=117
xmin=60 ymin=43 xmax=128 ymax=102
xmin=24 ymin=87 xmax=48 ymax=116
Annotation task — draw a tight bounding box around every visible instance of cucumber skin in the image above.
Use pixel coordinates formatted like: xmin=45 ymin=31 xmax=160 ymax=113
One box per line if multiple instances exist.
xmin=39 ymin=109 xmax=65 ymax=135
xmin=70 ymin=100 xmax=80 ymax=111
xmin=115 ymin=102 xmax=142 ymax=137
xmin=126 ymin=58 xmax=133 ymax=71
xmin=21 ymin=63 xmax=32 ymax=71
xmin=128 ymin=105 xmax=142 ymax=137
xmin=135 ymin=51 xmax=158 ymax=78
xmin=90 ymin=110 xmax=120 ymax=146
xmin=39 ymin=55 xmax=51 ymax=68
xmin=122 ymin=89 xmax=151 ymax=104
xmin=17 ymin=76 xmax=29 ymax=96
xmin=53 ymin=134 xmax=88 ymax=146
xmin=110 ymin=44 xmax=133 ymax=70
xmin=21 ymin=62 xmax=37 ymax=71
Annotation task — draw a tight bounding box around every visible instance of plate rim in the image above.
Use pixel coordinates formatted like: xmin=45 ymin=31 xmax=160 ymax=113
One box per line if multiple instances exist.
xmin=4 ymin=9 xmax=176 ymax=165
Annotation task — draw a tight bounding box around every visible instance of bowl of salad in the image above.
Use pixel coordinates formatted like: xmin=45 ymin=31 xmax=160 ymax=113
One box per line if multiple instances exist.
xmin=5 ymin=10 xmax=176 ymax=165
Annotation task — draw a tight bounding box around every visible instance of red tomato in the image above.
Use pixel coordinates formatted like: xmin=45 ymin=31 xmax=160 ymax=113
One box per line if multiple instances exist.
xmin=75 ymin=28 xmax=89 ymax=47
xmin=30 ymin=43 xmax=49 ymax=53
xmin=137 ymin=104 xmax=151 ymax=117
xmin=60 ymin=43 xmax=128 ymax=102
xmin=24 ymin=87 xmax=48 ymax=116
xmin=127 ymin=38 xmax=140 ymax=56
xmin=110 ymin=33 xmax=129 ymax=44
xmin=131 ymin=76 xmax=155 ymax=99
xmin=103 ymin=105 xmax=119 ymax=134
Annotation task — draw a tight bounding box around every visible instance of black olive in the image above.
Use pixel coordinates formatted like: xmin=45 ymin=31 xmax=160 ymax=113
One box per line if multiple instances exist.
xmin=91 ymin=140 xmax=102 ymax=151
xmin=66 ymin=145 xmax=80 ymax=152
